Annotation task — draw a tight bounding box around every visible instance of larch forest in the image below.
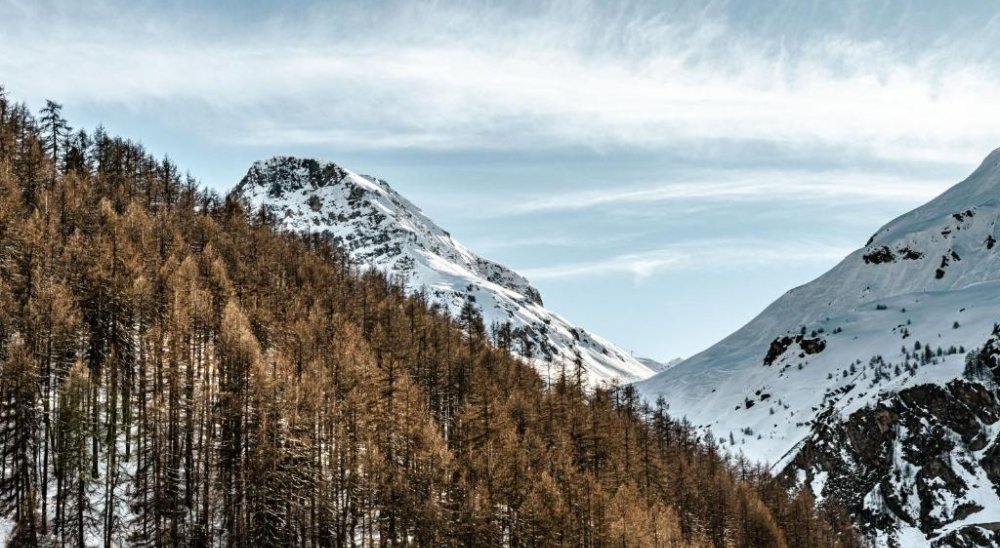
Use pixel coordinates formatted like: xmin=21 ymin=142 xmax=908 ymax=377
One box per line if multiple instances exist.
xmin=0 ymin=87 xmax=861 ymax=546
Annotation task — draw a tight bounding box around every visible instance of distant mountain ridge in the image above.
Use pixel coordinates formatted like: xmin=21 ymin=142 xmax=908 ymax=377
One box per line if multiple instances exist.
xmin=231 ymin=156 xmax=654 ymax=386
xmin=637 ymin=356 xmax=682 ymax=373
xmin=637 ymin=148 xmax=1000 ymax=546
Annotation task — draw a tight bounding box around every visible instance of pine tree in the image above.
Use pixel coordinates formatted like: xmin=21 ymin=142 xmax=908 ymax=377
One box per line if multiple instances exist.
xmin=0 ymin=335 xmax=41 ymax=544
xmin=55 ymin=360 xmax=95 ymax=548
xmin=217 ymin=301 xmax=262 ymax=547
xmin=39 ymin=100 xmax=69 ymax=180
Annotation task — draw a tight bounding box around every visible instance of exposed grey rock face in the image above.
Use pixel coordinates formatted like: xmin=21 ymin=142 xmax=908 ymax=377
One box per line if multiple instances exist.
xmin=785 ymin=326 xmax=1000 ymax=546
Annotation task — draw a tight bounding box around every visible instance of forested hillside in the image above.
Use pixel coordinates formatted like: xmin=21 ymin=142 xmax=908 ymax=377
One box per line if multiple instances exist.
xmin=0 ymin=87 xmax=860 ymax=547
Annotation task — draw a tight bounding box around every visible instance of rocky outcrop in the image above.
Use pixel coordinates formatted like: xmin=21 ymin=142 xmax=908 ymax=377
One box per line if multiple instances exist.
xmin=784 ymin=328 xmax=1000 ymax=546
xmin=763 ymin=334 xmax=827 ymax=365
xmin=863 ymin=246 xmax=898 ymax=264
xmin=861 ymin=245 xmax=926 ymax=265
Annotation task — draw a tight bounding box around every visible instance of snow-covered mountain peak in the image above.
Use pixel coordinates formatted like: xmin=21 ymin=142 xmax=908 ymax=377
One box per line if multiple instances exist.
xmin=947 ymin=145 xmax=1000 ymax=202
xmin=871 ymin=146 xmax=1000 ymax=245
xmin=232 ymin=156 xmax=653 ymax=386
xmin=637 ymin=148 xmax=1000 ymax=545
xmin=234 ymin=156 xmax=544 ymax=305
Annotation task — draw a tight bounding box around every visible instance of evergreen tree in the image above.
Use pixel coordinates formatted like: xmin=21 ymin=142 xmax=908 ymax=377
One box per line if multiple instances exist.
xmin=39 ymin=100 xmax=69 ymax=179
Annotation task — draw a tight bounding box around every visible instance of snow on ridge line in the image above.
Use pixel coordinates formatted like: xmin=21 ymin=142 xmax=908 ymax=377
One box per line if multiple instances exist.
xmin=638 ymin=147 xmax=1000 ymax=458
xmin=635 ymin=147 xmax=1000 ymax=546
xmin=231 ymin=156 xmax=655 ymax=386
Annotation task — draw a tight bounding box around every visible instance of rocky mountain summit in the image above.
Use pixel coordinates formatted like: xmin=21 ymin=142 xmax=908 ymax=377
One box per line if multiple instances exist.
xmin=231 ymin=156 xmax=654 ymax=386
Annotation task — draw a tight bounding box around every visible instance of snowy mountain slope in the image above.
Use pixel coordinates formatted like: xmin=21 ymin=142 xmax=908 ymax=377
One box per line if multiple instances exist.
xmin=231 ymin=156 xmax=654 ymax=386
xmin=636 ymin=148 xmax=1000 ymax=546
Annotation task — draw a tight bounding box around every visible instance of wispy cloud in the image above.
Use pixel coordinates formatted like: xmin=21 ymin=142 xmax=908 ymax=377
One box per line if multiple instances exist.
xmin=505 ymin=170 xmax=950 ymax=216
xmin=520 ymin=239 xmax=855 ymax=281
xmin=4 ymin=1 xmax=1000 ymax=165
xmin=469 ymin=232 xmax=643 ymax=252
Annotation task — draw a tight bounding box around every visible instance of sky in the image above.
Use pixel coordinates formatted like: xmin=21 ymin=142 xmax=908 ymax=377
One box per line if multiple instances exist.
xmin=3 ymin=0 xmax=1000 ymax=361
